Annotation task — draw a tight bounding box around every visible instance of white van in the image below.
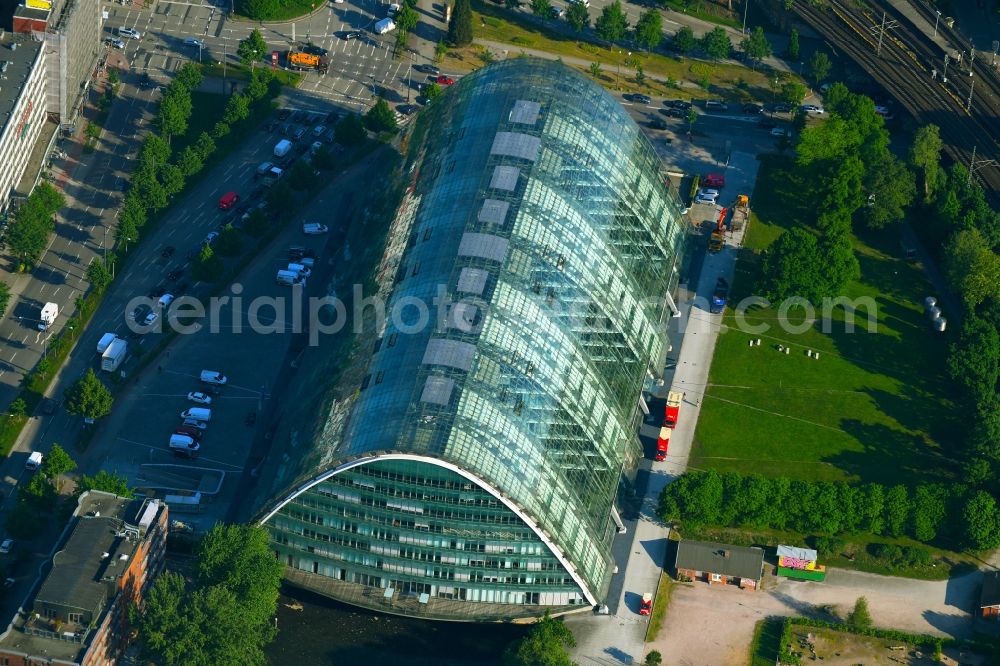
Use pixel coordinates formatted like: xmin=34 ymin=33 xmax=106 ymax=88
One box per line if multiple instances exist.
xmin=302 ymin=223 xmax=329 ymax=235
xmin=374 ymin=18 xmax=396 ymax=34
xmin=96 ymin=332 xmax=118 ymax=355
xmin=256 ymin=161 xmax=274 ymax=176
xmin=287 ymin=263 xmax=312 ymax=278
xmin=25 ymin=451 xmax=43 ymax=470
xmin=169 ymin=434 xmax=199 ymax=450
xmin=180 ymin=407 xmax=212 ymax=421
xmin=199 ymin=370 xmax=227 ymax=385
xmin=276 ymin=270 xmax=305 ymax=286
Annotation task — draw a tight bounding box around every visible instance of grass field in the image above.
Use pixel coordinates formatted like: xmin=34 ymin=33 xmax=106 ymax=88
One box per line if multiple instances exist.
xmin=690 ymin=155 xmax=962 ymax=486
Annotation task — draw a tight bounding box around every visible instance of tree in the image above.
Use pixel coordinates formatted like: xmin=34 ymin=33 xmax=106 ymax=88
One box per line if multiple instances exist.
xmin=447 ymin=0 xmax=473 ymax=47
xmin=159 ymin=163 xmax=185 ymax=199
xmin=644 ymin=651 xmax=663 ymax=666
xmin=530 ymin=0 xmax=551 ymax=16
xmin=243 ymin=209 xmax=270 ymax=237
xmin=595 ymin=0 xmax=629 ymax=43
xmin=808 ymin=51 xmax=832 ymax=84
xmin=566 ymin=1 xmax=589 ymax=31
xmin=289 ymin=161 xmax=320 ymax=192
xmin=223 ymin=94 xmax=251 ymax=125
xmin=947 ymin=316 xmax=1000 ymax=406
xmin=195 ymin=132 xmax=216 ymax=160
xmin=5 ymin=185 xmax=61 ymax=269
xmin=673 ymin=26 xmax=697 ymax=53
xmin=193 ymin=244 xmax=224 ymax=282
xmin=78 ymin=470 xmax=133 ymax=497
xmin=847 ymin=597 xmax=873 ymax=629
xmin=65 ymin=369 xmax=114 ymax=421
xmin=157 ymin=88 xmax=192 ymax=139
xmin=86 ymin=260 xmax=113 ymax=292
xmin=176 ymin=146 xmax=204 ymax=177
xmin=174 ymin=63 xmax=203 ymax=91
xmin=211 ymin=121 xmax=231 ymax=140
xmin=137 ymin=572 xmax=198 ymax=666
xmin=589 ymin=61 xmax=602 ymax=78
xmin=944 ymin=228 xmax=1000 ymax=308
xmin=910 ymin=484 xmax=947 ymax=542
xmin=364 ymin=98 xmax=398 ymax=133
xmin=780 ymin=81 xmax=807 ymax=105
xmin=961 ymin=491 xmax=1000 ymax=550
xmin=760 ymin=228 xmax=827 ymax=303
xmin=335 ymin=113 xmax=367 ymax=146
xmin=396 ymin=4 xmax=418 ymax=31
xmin=40 ymin=443 xmax=77 ymax=482
xmin=140 ymin=134 xmax=171 ymax=170
xmin=634 ymin=9 xmax=662 ymax=51
xmin=910 ymin=124 xmax=942 ymax=202
xmin=740 ymin=27 xmax=771 ymax=69
xmin=502 ymin=611 xmax=576 ymax=666
xmin=237 ymin=28 xmax=267 ymax=68
xmin=245 ymin=69 xmax=270 ymax=101
xmin=134 ymin=167 xmax=168 ymax=212
xmin=700 ymin=27 xmax=732 ymax=59
xmin=423 ymin=81 xmax=444 ymax=101
xmin=311 ymin=146 xmax=335 ymax=171
xmin=0 ymin=282 xmax=9 ymax=318
xmin=861 ymin=156 xmax=915 ymax=229
xmin=788 ymin=26 xmax=799 ymax=60
xmin=116 ymin=214 xmax=139 ymax=249
xmin=214 ymin=224 xmax=242 ymax=257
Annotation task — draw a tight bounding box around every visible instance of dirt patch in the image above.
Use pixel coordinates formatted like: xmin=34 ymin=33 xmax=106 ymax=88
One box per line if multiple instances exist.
xmin=787 ymin=625 xmax=990 ymax=666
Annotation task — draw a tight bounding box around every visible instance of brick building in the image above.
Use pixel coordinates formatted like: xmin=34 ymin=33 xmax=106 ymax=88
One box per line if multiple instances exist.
xmin=0 ymin=491 xmax=168 ymax=665
xmin=673 ymin=540 xmax=764 ymax=591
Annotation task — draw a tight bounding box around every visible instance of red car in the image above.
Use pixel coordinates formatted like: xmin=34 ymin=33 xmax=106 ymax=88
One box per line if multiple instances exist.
xmin=639 ymin=592 xmax=653 ymax=615
xmin=435 ymin=75 xmax=455 ymax=85
xmin=703 ymin=173 xmax=725 ymax=189
xmin=218 ymin=191 xmax=239 ymax=210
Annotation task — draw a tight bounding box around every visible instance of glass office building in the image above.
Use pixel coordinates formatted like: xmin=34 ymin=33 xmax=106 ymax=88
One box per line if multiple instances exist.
xmin=251 ymin=58 xmax=689 ymax=621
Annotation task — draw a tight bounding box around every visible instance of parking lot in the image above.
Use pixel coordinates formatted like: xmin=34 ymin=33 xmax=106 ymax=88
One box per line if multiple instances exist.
xmin=105 ymin=0 xmax=422 ymax=111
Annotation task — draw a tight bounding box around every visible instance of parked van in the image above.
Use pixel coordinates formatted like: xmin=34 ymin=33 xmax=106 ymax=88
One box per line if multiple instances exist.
xmin=180 ymin=407 xmax=212 ymax=422
xmin=256 ymin=161 xmax=274 ymax=176
xmin=276 ymin=269 xmax=305 ymax=286
xmin=169 ymin=434 xmax=199 ymax=451
xmin=96 ymin=332 xmax=118 ymax=355
xmin=705 ymin=100 xmax=728 ymax=111
xmin=374 ymin=18 xmax=396 ymax=34
xmin=199 ymin=370 xmax=227 ymax=385
xmin=25 ymin=451 xmax=43 ymax=471
xmin=287 ymin=263 xmax=312 ymax=278
xmin=217 ymin=191 xmax=239 ymax=210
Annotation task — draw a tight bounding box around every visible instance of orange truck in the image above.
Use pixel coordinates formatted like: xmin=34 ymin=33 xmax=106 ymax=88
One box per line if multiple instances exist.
xmin=664 ymin=390 xmax=683 ymax=428
xmin=286 ymin=50 xmax=329 ymax=73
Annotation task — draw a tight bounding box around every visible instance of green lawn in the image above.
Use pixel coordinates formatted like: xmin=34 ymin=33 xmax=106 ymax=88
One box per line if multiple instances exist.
xmin=691 ymin=155 xmax=962 ymax=486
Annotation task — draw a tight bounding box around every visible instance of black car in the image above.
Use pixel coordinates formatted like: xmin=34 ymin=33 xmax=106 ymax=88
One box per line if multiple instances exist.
xmin=302 ymin=43 xmax=328 ymax=56
xmin=660 ymin=107 xmax=686 ymax=118
xmin=339 ymin=30 xmax=363 ymax=40
xmin=415 ymin=95 xmax=430 ymax=106
xmin=292 ymin=110 xmax=307 ymax=123
xmin=648 ymin=117 xmax=668 ymax=130
xmin=161 ymin=246 xmax=175 ymax=259
xmin=277 ymin=108 xmax=292 ymax=120
xmin=742 ymin=103 xmax=763 ymax=114
xmin=266 ymin=120 xmax=279 ymax=132
xmin=414 ymin=64 xmax=440 ymax=75
xmin=167 ymin=269 xmax=183 ymax=281
xmin=665 ymin=99 xmax=692 ymax=110
xmin=630 ymin=93 xmax=652 ymax=105
xmin=41 ymin=398 xmax=57 ymax=415
xmin=396 ymin=104 xmax=418 ymax=115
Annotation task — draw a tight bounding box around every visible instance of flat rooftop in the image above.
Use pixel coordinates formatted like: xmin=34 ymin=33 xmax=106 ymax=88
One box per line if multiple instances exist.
xmin=0 ymin=493 xmax=163 ymax=662
xmin=0 ymin=32 xmax=43 ymax=145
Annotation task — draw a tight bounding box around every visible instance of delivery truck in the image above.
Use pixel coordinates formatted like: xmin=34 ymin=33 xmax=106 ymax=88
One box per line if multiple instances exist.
xmin=38 ymin=302 xmax=58 ymax=331
xmin=101 ymin=338 xmax=128 ymax=372
xmin=664 ymin=390 xmax=683 ymax=428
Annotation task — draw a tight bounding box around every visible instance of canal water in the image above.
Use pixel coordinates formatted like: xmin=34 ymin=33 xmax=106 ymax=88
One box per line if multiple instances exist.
xmin=266 ymin=587 xmax=530 ymax=666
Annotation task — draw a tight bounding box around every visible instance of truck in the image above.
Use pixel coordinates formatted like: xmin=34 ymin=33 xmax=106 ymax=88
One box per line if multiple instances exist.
xmin=374 ymin=18 xmax=396 ymax=34
xmin=731 ymin=194 xmax=749 ymax=232
xmin=655 ymin=427 xmax=671 ymax=461
xmin=38 ymin=302 xmax=58 ymax=331
xmin=274 ymin=139 xmax=293 ymax=158
xmin=711 ymin=277 xmax=729 ymax=314
xmin=101 ymin=338 xmax=127 ymax=372
xmin=664 ymin=390 xmax=683 ymax=428
xmin=286 ymin=50 xmax=329 ymax=73
xmin=708 ymin=207 xmax=727 ymax=253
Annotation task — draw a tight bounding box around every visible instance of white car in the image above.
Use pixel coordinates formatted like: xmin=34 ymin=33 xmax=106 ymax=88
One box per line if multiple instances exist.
xmin=770 ymin=127 xmax=790 ymax=137
xmin=143 ymin=311 xmax=158 ymax=326
xmin=303 ymin=223 xmax=329 ymax=235
xmin=158 ymin=294 xmax=175 ymax=309
xmin=694 ymin=194 xmax=718 ymax=205
xmin=117 ymin=27 xmax=142 ymax=39
xmin=801 ymin=104 xmax=825 ymax=114
xmin=187 ymin=392 xmax=213 ymax=405
xmin=182 ymin=418 xmax=208 ymax=430
xmin=107 ymin=37 xmax=126 ymax=49
xmin=696 ymin=188 xmax=719 ymax=199
xmin=184 ymin=37 xmax=204 ymax=48
xmin=0 ymin=539 xmax=12 ymax=555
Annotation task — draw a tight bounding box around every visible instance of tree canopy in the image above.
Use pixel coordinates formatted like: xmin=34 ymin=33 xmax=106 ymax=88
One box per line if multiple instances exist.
xmin=740 ymin=27 xmax=771 ymax=68
xmin=672 ymin=26 xmax=696 ymax=53
xmin=237 ymin=29 xmax=267 ymax=67
xmin=700 ymin=27 xmax=732 ymax=59
xmin=595 ymin=0 xmax=629 ymax=43
xmin=502 ymin=611 xmax=576 ymax=666
xmin=633 ymin=9 xmax=662 ymax=51
xmin=566 ymin=1 xmax=589 ymax=31
xmin=5 ymin=183 xmax=64 ymax=270
xmin=65 ymin=369 xmax=114 ymax=421
xmin=447 ymin=0 xmax=473 ymax=46
xmin=364 ymin=98 xmax=398 ymax=133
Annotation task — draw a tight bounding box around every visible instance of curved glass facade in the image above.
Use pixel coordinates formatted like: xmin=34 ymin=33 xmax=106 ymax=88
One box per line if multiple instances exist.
xmin=252 ymin=58 xmax=689 ymax=621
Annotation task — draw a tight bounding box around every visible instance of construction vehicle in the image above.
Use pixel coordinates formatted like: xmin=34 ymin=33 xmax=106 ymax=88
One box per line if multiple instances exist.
xmin=711 ymin=277 xmax=730 ymax=314
xmin=731 ymin=194 xmax=749 ymax=232
xmin=655 ymin=427 xmax=671 ymax=461
xmin=37 ymin=302 xmax=58 ymax=331
xmin=286 ymin=50 xmax=329 ymax=73
xmin=664 ymin=390 xmax=683 ymax=428
xmin=708 ymin=207 xmax=727 ymax=253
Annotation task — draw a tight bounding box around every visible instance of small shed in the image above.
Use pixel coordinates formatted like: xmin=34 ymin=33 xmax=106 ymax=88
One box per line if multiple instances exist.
xmin=981 ymin=571 xmax=1000 ymax=620
xmin=674 ymin=540 xmax=764 ymax=591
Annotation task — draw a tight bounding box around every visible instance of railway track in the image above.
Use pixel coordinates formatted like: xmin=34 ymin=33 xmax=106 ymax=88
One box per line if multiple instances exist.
xmin=792 ymin=0 xmax=1000 ymax=200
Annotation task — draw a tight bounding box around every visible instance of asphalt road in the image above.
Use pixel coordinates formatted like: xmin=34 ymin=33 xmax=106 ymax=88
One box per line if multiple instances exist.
xmin=104 ymin=0 xmax=434 ymax=111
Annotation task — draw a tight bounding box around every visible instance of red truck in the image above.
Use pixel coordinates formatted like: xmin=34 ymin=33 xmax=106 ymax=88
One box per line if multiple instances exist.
xmin=664 ymin=390 xmax=683 ymax=428
xmin=655 ymin=427 xmax=671 ymax=461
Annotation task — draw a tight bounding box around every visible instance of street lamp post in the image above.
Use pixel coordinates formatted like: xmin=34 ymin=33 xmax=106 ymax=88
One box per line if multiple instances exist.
xmin=407 ymin=52 xmax=413 ymax=103
xmin=933 ymin=10 xmax=941 ymax=38
xmin=742 ymin=0 xmax=749 ymax=36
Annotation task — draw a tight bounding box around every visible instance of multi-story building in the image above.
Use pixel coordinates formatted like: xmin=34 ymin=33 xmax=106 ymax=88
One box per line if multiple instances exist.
xmin=0 ymin=492 xmax=168 ymax=665
xmin=13 ymin=0 xmax=103 ymax=127
xmin=0 ymin=31 xmax=48 ymax=214
xmin=249 ymin=57 xmax=690 ymax=621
